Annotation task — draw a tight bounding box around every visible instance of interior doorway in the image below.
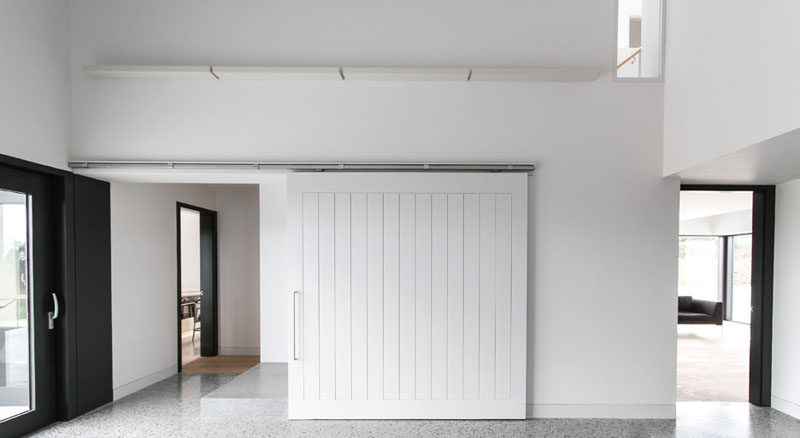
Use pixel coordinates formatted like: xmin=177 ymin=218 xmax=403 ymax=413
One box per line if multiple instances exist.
xmin=677 ymin=185 xmax=775 ymax=407
xmin=176 ymin=203 xmax=218 ymax=371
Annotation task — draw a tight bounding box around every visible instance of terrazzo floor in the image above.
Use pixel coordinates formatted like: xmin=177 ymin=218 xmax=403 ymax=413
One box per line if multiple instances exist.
xmin=27 ymin=374 xmax=800 ymax=438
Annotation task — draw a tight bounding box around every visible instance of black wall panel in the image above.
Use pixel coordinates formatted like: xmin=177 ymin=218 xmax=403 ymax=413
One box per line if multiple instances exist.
xmin=72 ymin=175 xmax=113 ymax=414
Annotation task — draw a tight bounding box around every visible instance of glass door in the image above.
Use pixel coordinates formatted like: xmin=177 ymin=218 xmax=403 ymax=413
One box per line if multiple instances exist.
xmin=0 ymin=189 xmax=32 ymax=421
xmin=0 ymin=164 xmax=56 ymax=436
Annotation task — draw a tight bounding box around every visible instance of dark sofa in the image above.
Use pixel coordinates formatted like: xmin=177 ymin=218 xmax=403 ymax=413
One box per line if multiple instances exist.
xmin=678 ymin=296 xmax=723 ymax=325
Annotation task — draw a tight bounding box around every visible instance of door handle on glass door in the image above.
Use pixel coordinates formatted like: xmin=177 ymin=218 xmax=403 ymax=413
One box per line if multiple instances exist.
xmin=48 ymin=293 xmax=59 ymax=330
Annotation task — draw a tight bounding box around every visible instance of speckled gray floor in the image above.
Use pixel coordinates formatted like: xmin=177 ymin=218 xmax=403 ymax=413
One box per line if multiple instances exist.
xmin=201 ymin=363 xmax=287 ymax=417
xmin=27 ymin=374 xmax=800 ymax=438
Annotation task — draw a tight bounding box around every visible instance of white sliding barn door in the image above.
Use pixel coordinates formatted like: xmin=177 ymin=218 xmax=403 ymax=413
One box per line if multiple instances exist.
xmin=287 ymin=173 xmax=527 ymax=419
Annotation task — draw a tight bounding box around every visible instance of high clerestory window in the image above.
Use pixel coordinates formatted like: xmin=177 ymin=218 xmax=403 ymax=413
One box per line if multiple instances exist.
xmin=615 ymin=0 xmax=664 ymax=80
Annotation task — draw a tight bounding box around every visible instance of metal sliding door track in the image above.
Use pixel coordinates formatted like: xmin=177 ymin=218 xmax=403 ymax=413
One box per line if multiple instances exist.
xmin=68 ymin=161 xmax=535 ymax=173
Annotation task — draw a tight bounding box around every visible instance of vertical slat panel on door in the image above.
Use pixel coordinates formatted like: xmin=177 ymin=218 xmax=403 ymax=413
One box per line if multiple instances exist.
xmin=431 ymin=194 xmax=448 ymax=400
xmin=462 ymin=194 xmax=480 ymax=400
xmin=319 ymin=194 xmax=336 ymax=400
xmin=479 ymin=194 xmax=496 ymax=400
xmin=495 ymin=194 xmax=512 ymax=399
xmin=399 ymin=194 xmax=416 ymax=399
xmin=447 ymin=194 xmax=464 ymax=399
xmin=414 ymin=194 xmax=432 ymax=399
xmin=510 ymin=184 xmax=527 ymax=410
xmin=334 ymin=193 xmax=352 ymax=399
xmin=351 ymin=194 xmax=368 ymax=400
xmin=366 ymin=194 xmax=384 ymax=400
xmin=383 ymin=194 xmax=400 ymax=400
xmin=302 ymin=194 xmax=320 ymax=400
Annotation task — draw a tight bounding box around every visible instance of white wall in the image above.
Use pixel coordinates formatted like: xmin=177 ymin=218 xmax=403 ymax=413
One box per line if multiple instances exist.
xmin=110 ymin=183 xmax=217 ymax=398
xmin=617 ymin=0 xmax=643 ymax=49
xmin=110 ymin=183 xmax=260 ymax=398
xmin=68 ymin=0 xmax=617 ymax=163
xmin=0 ymin=1 xmax=70 ymax=169
xmin=217 ymin=185 xmax=261 ymax=356
xmin=772 ymin=178 xmax=800 ymax=419
xmin=179 ymin=209 xmax=201 ymax=292
xmin=663 ymin=0 xmax=800 ymax=176
xmin=258 ymin=176 xmax=289 ymax=363
xmin=71 ymin=0 xmax=679 ymax=418
xmin=96 ymin=83 xmax=678 ymax=416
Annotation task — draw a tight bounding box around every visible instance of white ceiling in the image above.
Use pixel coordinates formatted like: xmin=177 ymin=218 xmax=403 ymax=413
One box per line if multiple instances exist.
xmin=679 ymin=191 xmax=752 ymax=221
xmin=678 ymin=128 xmax=800 ymax=184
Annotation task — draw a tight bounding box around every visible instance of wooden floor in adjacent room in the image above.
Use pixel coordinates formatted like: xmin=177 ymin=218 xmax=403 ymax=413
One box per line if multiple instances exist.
xmin=677 ymin=321 xmax=749 ymax=402
xmin=181 ymin=356 xmax=260 ymax=374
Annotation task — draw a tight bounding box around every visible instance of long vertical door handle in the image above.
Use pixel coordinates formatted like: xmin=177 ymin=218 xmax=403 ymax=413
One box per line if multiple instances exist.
xmin=48 ymin=293 xmax=59 ymax=330
xmin=293 ymin=291 xmax=300 ymax=361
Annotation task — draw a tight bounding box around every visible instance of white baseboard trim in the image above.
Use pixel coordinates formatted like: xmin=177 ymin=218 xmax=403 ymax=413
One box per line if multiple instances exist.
xmin=527 ymin=403 xmax=676 ymax=419
xmin=113 ymin=364 xmax=176 ymax=401
xmin=772 ymin=395 xmax=800 ymax=420
xmin=219 ymin=346 xmax=260 ymax=356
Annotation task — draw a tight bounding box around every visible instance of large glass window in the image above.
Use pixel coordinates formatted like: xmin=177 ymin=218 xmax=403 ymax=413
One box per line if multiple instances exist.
xmin=616 ymin=0 xmax=664 ymax=79
xmin=678 ymin=236 xmax=721 ymax=301
xmin=729 ymin=235 xmax=752 ymax=324
xmin=678 ymin=234 xmax=753 ymax=324
xmin=0 ymin=190 xmax=31 ymax=421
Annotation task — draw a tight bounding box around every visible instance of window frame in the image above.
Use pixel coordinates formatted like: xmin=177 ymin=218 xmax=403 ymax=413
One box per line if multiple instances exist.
xmin=613 ymin=0 xmax=666 ymax=82
xmin=726 ymin=233 xmax=754 ymax=324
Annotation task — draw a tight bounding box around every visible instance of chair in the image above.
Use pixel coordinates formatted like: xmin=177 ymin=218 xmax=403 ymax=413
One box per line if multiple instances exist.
xmin=180 ymin=300 xmax=195 ymax=319
xmin=192 ymin=301 xmax=201 ymax=341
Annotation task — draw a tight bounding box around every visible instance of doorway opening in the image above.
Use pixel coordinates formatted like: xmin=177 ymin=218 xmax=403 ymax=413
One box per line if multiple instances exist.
xmin=177 ymin=203 xmax=218 ymax=371
xmin=678 ymin=185 xmax=775 ymax=406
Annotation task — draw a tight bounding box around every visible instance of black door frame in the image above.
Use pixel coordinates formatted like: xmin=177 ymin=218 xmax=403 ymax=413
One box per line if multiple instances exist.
xmin=0 ymin=154 xmax=113 ymax=433
xmin=1 ymin=155 xmax=79 ymax=425
xmin=681 ymin=184 xmax=775 ymax=407
xmin=176 ymin=202 xmax=219 ymax=371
